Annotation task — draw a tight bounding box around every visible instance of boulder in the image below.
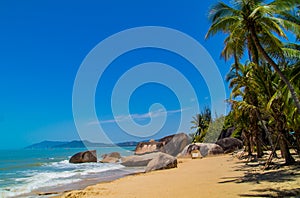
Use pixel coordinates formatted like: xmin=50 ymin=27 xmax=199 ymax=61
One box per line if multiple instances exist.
xmin=186 ymin=144 xmax=201 ymax=155
xmin=145 ymin=153 xmax=177 ymax=172
xmin=101 ymin=152 xmax=121 ymax=159
xmin=218 ymin=127 xmax=235 ymax=140
xmin=196 ymin=143 xmax=224 ymax=157
xmin=100 ymin=152 xmax=121 ymax=163
xmin=100 ymin=156 xmax=119 ymax=163
xmin=69 ymin=150 xmax=97 ymax=164
xmin=121 ymin=152 xmax=161 ymax=167
xmin=159 ymin=134 xmax=176 ymax=144
xmin=176 ymin=144 xmax=190 ymax=158
xmin=216 ymin=137 xmax=243 ymax=153
xmin=134 ymin=141 xmax=164 ymax=155
xmin=134 ymin=133 xmax=190 ymax=156
xmin=207 ymin=144 xmax=225 ymax=155
xmin=178 ymin=143 xmax=224 ymax=157
xmin=161 ymin=133 xmax=190 ymax=156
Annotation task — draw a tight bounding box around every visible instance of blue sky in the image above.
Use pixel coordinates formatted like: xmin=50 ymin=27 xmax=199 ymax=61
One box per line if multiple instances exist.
xmin=0 ymin=0 xmax=232 ymax=149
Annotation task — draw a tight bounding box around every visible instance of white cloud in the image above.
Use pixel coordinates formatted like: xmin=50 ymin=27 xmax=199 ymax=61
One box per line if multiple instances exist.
xmin=190 ymin=98 xmax=196 ymax=102
xmin=87 ymin=107 xmax=191 ymax=125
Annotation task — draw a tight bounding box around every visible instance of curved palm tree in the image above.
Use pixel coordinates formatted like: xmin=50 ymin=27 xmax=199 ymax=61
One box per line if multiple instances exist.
xmin=206 ymin=0 xmax=300 ymax=114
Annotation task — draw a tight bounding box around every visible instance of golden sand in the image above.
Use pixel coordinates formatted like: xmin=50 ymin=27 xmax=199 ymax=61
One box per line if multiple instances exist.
xmin=60 ymin=155 xmax=250 ymax=197
xmin=59 ymin=153 xmax=300 ymax=198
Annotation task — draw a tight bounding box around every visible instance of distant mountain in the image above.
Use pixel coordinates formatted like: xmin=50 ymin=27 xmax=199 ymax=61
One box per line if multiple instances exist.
xmin=25 ymin=141 xmax=69 ymax=149
xmin=25 ymin=140 xmax=139 ymax=149
xmin=116 ymin=141 xmax=139 ymax=147
xmin=54 ymin=140 xmax=114 ymax=148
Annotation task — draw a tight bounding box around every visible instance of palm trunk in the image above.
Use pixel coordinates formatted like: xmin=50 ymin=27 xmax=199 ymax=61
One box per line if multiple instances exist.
xmin=248 ymin=90 xmax=263 ymax=158
xmin=295 ymin=131 xmax=300 ymax=157
xmin=234 ymin=52 xmax=239 ymax=76
xmin=255 ymin=110 xmax=277 ymax=157
xmin=249 ymin=26 xmax=300 ymax=115
xmin=243 ymin=130 xmax=252 ymax=156
xmin=279 ymin=132 xmax=295 ymax=165
xmin=254 ymin=125 xmax=263 ymax=158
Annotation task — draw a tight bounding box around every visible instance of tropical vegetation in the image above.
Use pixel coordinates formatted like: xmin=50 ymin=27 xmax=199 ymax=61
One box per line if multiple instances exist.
xmin=190 ymin=107 xmax=212 ymax=143
xmin=191 ymin=0 xmax=300 ymax=165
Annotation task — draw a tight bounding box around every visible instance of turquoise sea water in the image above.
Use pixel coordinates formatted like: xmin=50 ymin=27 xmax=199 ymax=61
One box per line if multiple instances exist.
xmin=0 ymin=147 xmax=139 ymax=198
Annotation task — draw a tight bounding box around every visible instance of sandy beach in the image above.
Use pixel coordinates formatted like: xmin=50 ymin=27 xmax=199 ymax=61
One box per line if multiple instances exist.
xmin=59 ymin=154 xmax=300 ymax=198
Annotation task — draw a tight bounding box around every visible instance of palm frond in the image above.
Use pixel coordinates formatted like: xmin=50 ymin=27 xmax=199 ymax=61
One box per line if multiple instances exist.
xmin=208 ymin=2 xmax=240 ymax=23
xmin=206 ymin=16 xmax=241 ymax=39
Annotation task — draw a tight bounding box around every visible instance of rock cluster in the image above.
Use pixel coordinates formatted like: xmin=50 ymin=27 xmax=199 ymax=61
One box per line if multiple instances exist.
xmin=178 ymin=143 xmax=224 ymax=158
xmin=68 ymin=134 xmax=244 ymax=173
xmin=134 ymin=133 xmax=189 ymax=157
xmin=121 ymin=133 xmax=189 ymax=171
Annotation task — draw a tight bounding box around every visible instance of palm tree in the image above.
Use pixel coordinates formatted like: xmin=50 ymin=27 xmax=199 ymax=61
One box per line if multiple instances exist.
xmin=253 ymin=63 xmax=296 ymax=164
xmin=191 ymin=107 xmax=211 ymax=142
xmin=267 ymin=62 xmax=300 ymax=158
xmin=206 ymin=0 xmax=300 ymax=114
xmin=231 ymin=103 xmax=254 ymax=155
xmin=226 ymin=62 xmax=264 ymax=157
xmin=285 ymin=63 xmax=300 ymax=155
xmin=227 ymin=61 xmax=298 ymax=164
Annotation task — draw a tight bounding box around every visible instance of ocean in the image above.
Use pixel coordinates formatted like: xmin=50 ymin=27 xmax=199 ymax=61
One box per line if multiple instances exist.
xmin=0 ymin=147 xmax=142 ymax=198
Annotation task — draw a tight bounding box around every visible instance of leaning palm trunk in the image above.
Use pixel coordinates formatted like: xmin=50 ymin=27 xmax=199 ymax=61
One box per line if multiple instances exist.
xmin=295 ymin=131 xmax=300 ymax=157
xmin=247 ymin=109 xmax=263 ymax=158
xmin=248 ymin=88 xmax=264 ymax=158
xmin=253 ymin=123 xmax=263 ymax=158
xmin=256 ymin=110 xmax=277 ymax=157
xmin=274 ymin=113 xmax=295 ymax=164
xmin=278 ymin=131 xmax=295 ymax=165
xmin=242 ymin=129 xmax=252 ymax=156
xmin=249 ymin=26 xmax=300 ymax=114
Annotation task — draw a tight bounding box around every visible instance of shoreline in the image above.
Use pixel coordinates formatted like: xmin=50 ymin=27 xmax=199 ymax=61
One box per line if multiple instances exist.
xmin=32 ymin=167 xmax=145 ymax=198
xmin=36 ymin=170 xmax=145 ymax=197
xmin=0 ymin=147 xmax=138 ymax=198
xmin=59 ymin=153 xmax=300 ymax=198
xmin=59 ymin=155 xmax=250 ymax=198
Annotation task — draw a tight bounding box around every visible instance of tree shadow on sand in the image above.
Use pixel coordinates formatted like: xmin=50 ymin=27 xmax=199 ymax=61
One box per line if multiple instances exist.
xmin=219 ymin=167 xmax=300 ymax=184
xmin=239 ymin=188 xmax=300 ymax=197
xmin=218 ymin=161 xmax=300 ymax=197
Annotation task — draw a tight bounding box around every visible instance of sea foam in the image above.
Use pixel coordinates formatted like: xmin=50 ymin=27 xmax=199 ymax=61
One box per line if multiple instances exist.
xmin=0 ymin=159 xmax=125 ymax=198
